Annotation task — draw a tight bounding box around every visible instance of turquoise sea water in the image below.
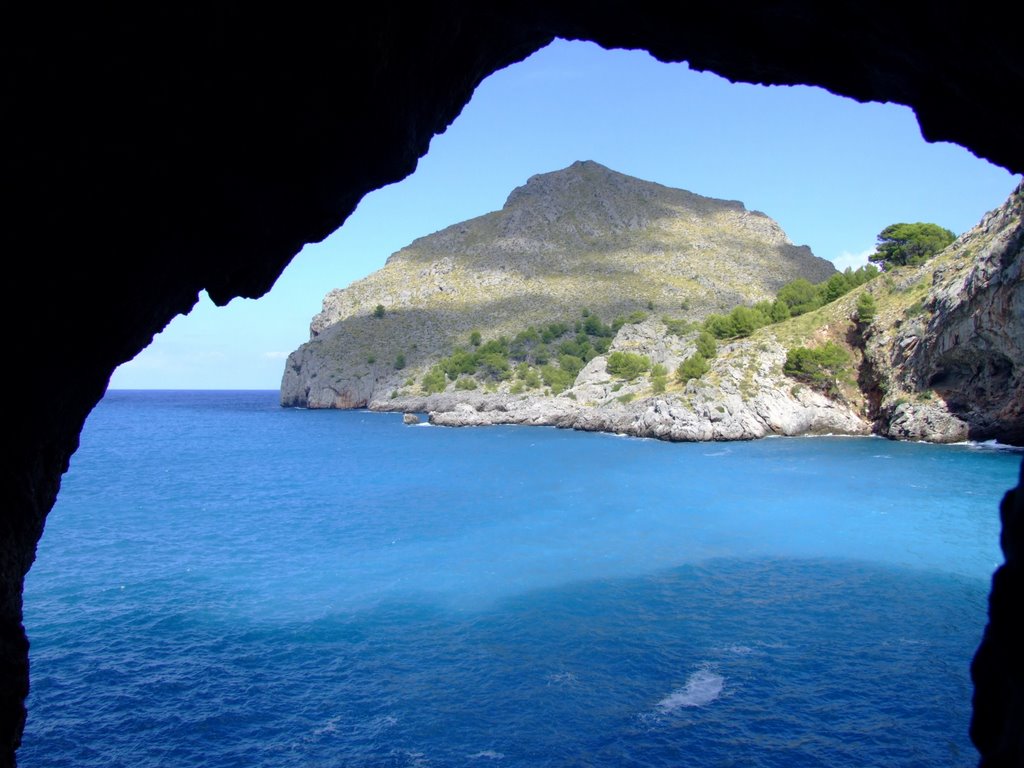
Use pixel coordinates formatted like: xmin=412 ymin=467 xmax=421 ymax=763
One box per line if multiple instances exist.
xmin=19 ymin=391 xmax=1021 ymax=767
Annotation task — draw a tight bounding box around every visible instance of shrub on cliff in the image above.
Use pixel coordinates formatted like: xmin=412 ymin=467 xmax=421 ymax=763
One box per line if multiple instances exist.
xmin=783 ymin=342 xmax=850 ymax=394
xmin=540 ymin=364 xmax=574 ymax=393
xmin=702 ymin=267 xmax=878 ymax=332
xmin=704 ymin=305 xmax=771 ymax=339
xmin=477 ymin=352 xmax=511 ymax=380
xmin=610 ymin=311 xmax=648 ymax=332
xmin=583 ymin=314 xmax=614 ymax=338
xmin=695 ymin=331 xmax=717 ymax=359
xmin=558 ymin=354 xmax=585 ymax=377
xmin=663 ymin=316 xmax=694 ymax=336
xmin=443 ymin=348 xmax=477 ymax=380
xmin=776 ymin=278 xmax=820 ymax=315
xmin=651 ymin=364 xmax=668 ymax=393
xmin=421 ymin=366 xmax=447 ymax=394
xmin=541 ymin=322 xmax=570 ymax=343
xmin=558 ymin=337 xmax=594 ymax=362
xmin=606 ymin=351 xmax=651 ymax=380
xmin=676 ymin=353 xmax=709 ymax=383
xmin=627 ymin=310 xmax=649 ymax=324
xmin=856 ymin=292 xmax=877 ymax=324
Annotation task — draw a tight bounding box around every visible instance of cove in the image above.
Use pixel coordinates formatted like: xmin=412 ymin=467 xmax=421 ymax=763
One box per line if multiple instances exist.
xmin=19 ymin=391 xmax=1020 ymax=766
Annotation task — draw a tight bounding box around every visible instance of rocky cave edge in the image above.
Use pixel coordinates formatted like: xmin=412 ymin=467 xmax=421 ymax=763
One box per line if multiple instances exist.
xmin=5 ymin=5 xmax=1022 ymax=766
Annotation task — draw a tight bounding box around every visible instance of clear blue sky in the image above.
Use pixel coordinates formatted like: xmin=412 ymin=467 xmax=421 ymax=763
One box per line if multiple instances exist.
xmin=111 ymin=40 xmax=1020 ymax=390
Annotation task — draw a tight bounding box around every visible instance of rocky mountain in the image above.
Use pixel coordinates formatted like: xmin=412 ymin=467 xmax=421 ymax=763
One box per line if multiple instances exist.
xmin=282 ymin=161 xmax=835 ymax=409
xmin=393 ymin=176 xmax=1024 ymax=443
xmin=419 ymin=181 xmax=1021 ymax=444
xmin=282 ymin=163 xmax=1022 ymax=446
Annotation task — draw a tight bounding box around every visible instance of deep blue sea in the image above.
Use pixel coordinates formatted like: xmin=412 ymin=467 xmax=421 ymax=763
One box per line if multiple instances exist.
xmin=19 ymin=391 xmax=1022 ymax=767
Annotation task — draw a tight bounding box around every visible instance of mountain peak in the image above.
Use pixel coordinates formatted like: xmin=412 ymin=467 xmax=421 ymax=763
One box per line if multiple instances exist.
xmin=504 ymin=161 xmax=641 ymax=208
xmin=284 ymin=164 xmax=840 ymax=410
xmin=502 ymin=161 xmax=746 ymax=219
xmin=568 ymin=159 xmax=607 ymax=171
xmin=497 ymin=162 xmax=756 ymax=243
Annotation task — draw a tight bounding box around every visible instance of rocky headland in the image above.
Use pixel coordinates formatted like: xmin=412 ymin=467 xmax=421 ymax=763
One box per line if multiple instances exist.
xmin=865 ymin=184 xmax=1024 ymax=443
xmin=380 ymin=325 xmax=869 ymax=441
xmin=282 ymin=164 xmax=1023 ymax=446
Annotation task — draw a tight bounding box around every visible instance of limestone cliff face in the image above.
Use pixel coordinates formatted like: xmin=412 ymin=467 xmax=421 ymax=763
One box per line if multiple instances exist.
xmin=282 ymin=161 xmax=834 ymax=409
xmin=864 ymin=183 xmax=1024 ymax=443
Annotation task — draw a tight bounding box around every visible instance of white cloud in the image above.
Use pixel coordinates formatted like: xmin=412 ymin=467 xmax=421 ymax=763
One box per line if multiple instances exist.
xmin=263 ymin=351 xmax=290 ymax=360
xmin=831 ymin=247 xmax=874 ymax=272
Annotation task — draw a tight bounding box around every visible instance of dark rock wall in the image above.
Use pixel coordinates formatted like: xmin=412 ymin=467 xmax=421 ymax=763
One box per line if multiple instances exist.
xmin=911 ymin=185 xmax=1024 ymax=443
xmin=870 ymin=184 xmax=1024 ymax=446
xmin=972 ymin=461 xmax=1024 ymax=767
xmin=4 ymin=4 xmax=1022 ymax=766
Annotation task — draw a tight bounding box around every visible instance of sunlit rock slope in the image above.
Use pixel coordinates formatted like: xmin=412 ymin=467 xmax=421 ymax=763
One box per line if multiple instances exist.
xmin=281 ymin=161 xmax=835 ymax=410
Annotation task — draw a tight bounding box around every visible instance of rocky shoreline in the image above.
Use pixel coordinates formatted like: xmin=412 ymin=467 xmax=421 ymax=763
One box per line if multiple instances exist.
xmin=376 ymin=389 xmax=1014 ymax=446
xmin=388 ymin=184 xmax=1024 ymax=447
xmin=377 ymin=393 xmax=869 ymax=442
xmin=286 ymin=177 xmax=1024 ymax=448
xmin=370 ymin=336 xmax=872 ymax=442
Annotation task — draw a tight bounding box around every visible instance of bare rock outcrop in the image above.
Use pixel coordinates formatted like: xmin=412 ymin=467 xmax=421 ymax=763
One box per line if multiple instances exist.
xmin=866 ymin=184 xmax=1024 ymax=443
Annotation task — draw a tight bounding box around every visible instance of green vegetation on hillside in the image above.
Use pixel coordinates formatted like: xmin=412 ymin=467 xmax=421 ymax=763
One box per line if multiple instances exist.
xmin=409 ymin=262 xmax=889 ymax=403
xmin=411 ymin=251 xmax=889 ymax=402
xmin=606 ymin=351 xmax=651 ymax=380
xmin=695 ymin=331 xmax=717 ymax=359
xmin=421 ymin=365 xmax=447 ymax=394
xmin=676 ymin=353 xmax=710 ymax=383
xmin=676 ymin=330 xmax=717 ymax=385
xmin=613 ymin=310 xmax=649 ymax=330
xmin=650 ymin=363 xmax=669 ymax=394
xmin=855 ymin=292 xmax=877 ymax=325
xmin=702 ymin=265 xmax=879 ymax=340
xmin=662 ymin=316 xmax=695 ymax=336
xmin=783 ymin=342 xmax=851 ymax=395
xmin=420 ymin=310 xmax=652 ymax=395
xmin=869 ymin=223 xmax=956 ymax=269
